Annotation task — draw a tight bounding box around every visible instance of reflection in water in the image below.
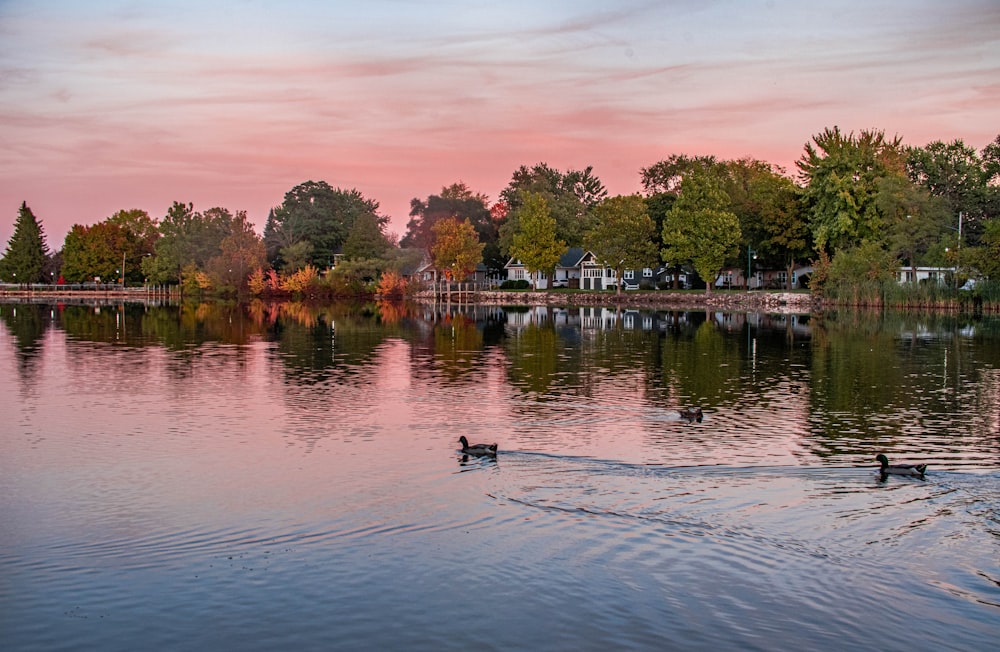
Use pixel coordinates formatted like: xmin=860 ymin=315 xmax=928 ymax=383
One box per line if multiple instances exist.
xmin=1 ymin=299 xmax=999 ymax=650
xmin=1 ymin=300 xmax=998 ymax=467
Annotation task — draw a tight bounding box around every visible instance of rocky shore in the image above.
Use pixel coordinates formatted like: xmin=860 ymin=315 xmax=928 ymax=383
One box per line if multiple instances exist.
xmin=418 ymin=289 xmax=823 ymax=313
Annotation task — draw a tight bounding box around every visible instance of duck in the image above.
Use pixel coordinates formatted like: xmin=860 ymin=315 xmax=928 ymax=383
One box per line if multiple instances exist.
xmin=678 ymin=407 xmax=703 ymax=423
xmin=875 ymin=453 xmax=927 ymax=477
xmin=459 ymin=435 xmax=498 ymax=456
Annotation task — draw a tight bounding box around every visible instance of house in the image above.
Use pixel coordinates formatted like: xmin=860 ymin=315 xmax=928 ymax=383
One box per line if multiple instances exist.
xmin=414 ymin=259 xmax=491 ymax=286
xmin=732 ymin=264 xmax=814 ymax=290
xmin=577 ymin=250 xmax=659 ymax=291
xmin=504 ymin=247 xmax=585 ymax=289
xmin=896 ymin=266 xmax=953 ymax=285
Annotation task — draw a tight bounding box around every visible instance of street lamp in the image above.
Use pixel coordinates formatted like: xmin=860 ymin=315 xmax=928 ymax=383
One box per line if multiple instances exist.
xmin=747 ymin=246 xmax=757 ymax=290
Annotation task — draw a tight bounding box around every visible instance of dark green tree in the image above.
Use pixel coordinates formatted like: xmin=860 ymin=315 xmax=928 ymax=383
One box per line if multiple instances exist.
xmin=640 ymin=154 xmax=723 ymax=195
xmin=265 ymin=181 xmax=385 ymax=270
xmin=907 ymin=137 xmax=998 ymax=246
xmin=342 ymin=212 xmax=392 ymax=261
xmin=876 ymin=174 xmax=950 ymax=275
xmin=143 ymin=202 xmax=235 ymax=284
xmin=0 ymin=202 xmax=49 ymax=283
xmin=725 ymin=159 xmax=810 ymax=290
xmin=403 ymin=182 xmax=502 ymax=271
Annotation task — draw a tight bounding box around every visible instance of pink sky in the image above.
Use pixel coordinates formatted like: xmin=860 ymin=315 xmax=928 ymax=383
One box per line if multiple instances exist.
xmin=1 ymin=0 xmax=997 ymax=248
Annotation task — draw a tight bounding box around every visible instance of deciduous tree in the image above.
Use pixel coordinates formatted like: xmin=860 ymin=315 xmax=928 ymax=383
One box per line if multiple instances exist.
xmin=498 ymin=163 xmax=606 ymax=256
xmin=265 ymin=181 xmax=385 ymax=270
xmin=431 ymin=217 xmax=484 ymax=284
xmin=206 ymin=210 xmax=267 ymax=292
xmin=508 ymin=192 xmax=566 ymax=290
xmin=797 ymin=126 xmax=905 ymax=253
xmin=585 ymin=195 xmax=657 ymax=295
xmin=725 ymin=159 xmax=810 ymax=290
xmin=661 ymin=169 xmax=741 ymax=295
xmin=61 ymin=222 xmax=130 ymax=283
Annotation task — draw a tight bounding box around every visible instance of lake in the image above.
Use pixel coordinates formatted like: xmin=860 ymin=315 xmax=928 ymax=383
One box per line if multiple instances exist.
xmin=1 ymin=300 xmax=998 ymax=650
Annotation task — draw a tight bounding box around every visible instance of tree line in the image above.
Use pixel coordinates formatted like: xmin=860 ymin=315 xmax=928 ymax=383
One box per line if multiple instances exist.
xmin=1 ymin=126 xmax=998 ymax=299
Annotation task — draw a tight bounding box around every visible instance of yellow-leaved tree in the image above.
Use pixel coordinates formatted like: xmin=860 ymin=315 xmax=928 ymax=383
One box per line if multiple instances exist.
xmin=431 ymin=217 xmax=484 ymax=285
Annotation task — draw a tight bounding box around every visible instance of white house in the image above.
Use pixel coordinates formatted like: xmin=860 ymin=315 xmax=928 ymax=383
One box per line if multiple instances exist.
xmin=896 ymin=267 xmax=953 ymax=285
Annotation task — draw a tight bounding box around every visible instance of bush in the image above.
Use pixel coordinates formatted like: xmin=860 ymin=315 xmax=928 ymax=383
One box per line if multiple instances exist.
xmin=499 ymin=279 xmax=531 ymax=289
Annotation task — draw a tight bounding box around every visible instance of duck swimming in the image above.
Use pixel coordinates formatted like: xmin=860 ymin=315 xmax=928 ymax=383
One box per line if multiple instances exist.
xmin=459 ymin=436 xmax=498 ymax=456
xmin=875 ymin=453 xmax=927 ymax=477
xmin=678 ymin=407 xmax=703 ymax=423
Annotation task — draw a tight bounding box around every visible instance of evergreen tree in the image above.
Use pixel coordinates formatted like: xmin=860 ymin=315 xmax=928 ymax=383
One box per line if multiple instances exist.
xmin=0 ymin=202 xmax=50 ymax=283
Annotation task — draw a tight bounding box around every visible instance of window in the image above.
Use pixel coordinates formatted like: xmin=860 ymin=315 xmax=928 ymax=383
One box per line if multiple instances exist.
xmin=624 ymin=270 xmax=635 ymax=280
xmin=643 ymin=268 xmax=653 ymax=277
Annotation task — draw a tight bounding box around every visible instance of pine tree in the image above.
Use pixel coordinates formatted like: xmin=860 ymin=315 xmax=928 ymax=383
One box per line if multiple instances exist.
xmin=0 ymin=202 xmax=50 ymax=283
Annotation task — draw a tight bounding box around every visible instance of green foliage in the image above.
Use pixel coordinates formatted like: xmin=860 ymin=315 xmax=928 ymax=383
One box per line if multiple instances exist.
xmin=342 ymin=212 xmax=391 ymax=261
xmin=640 ymin=154 xmax=722 ymax=194
xmin=970 ymin=219 xmax=1000 ymax=279
xmin=876 ymin=174 xmax=950 ymax=269
xmin=498 ymin=163 xmax=605 ymax=255
xmin=724 ymin=158 xmax=809 ymax=288
xmin=798 ymin=126 xmax=905 ymax=252
xmin=60 ymin=208 xmax=159 ymax=285
xmin=265 ymin=181 xmax=384 ymax=270
xmin=906 ymin=138 xmax=994 ymax=244
xmin=61 ymin=222 xmax=131 ymax=283
xmin=145 ymin=202 xmax=235 ymax=284
xmin=661 ymin=169 xmax=741 ymax=294
xmin=279 ymin=241 xmax=315 ymax=272
xmin=823 ymin=241 xmax=897 ymax=305
xmin=0 ymin=202 xmax=49 ymax=283
xmin=500 ymin=279 xmax=531 ymax=290
xmin=509 ymin=192 xmax=567 ymax=289
xmin=585 ymin=194 xmax=658 ymax=295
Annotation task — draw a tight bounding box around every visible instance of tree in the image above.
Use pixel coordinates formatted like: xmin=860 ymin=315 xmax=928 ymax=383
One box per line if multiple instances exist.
xmin=498 ymin=163 xmax=606 ymax=256
xmin=206 ymin=210 xmax=267 ymax=292
xmin=0 ymin=202 xmax=49 ymax=283
xmin=725 ymin=159 xmax=810 ymax=290
xmin=342 ymin=212 xmax=391 ymax=261
xmin=640 ymin=154 xmax=722 ymax=195
xmin=430 ymin=217 xmax=484 ymax=284
xmin=876 ymin=174 xmax=950 ymax=276
xmin=402 ymin=182 xmax=504 ymax=275
xmin=584 ymin=195 xmax=658 ymax=295
xmin=661 ymin=169 xmax=741 ymax=295
xmin=508 ymin=192 xmax=566 ymax=290
xmin=143 ymin=202 xmax=235 ymax=284
xmin=907 ymin=137 xmax=997 ymax=246
xmin=265 ymin=181 xmax=385 ymax=270
xmin=61 ymin=222 xmax=131 ymax=283
xmin=797 ymin=126 xmax=905 ymax=253
xmin=970 ymin=219 xmax=1000 ymax=279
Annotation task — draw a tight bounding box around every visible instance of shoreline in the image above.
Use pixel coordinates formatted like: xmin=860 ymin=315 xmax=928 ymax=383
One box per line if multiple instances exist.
xmin=1 ymin=286 xmax=820 ymax=312
xmin=414 ymin=289 xmax=823 ymax=313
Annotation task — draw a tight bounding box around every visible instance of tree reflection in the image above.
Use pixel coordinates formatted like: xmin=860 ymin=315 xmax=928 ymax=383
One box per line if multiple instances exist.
xmin=0 ymin=303 xmax=50 ymax=382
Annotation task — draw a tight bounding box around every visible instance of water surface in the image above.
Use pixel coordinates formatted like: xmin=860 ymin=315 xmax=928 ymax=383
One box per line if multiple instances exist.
xmin=1 ymin=301 xmax=998 ymax=650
